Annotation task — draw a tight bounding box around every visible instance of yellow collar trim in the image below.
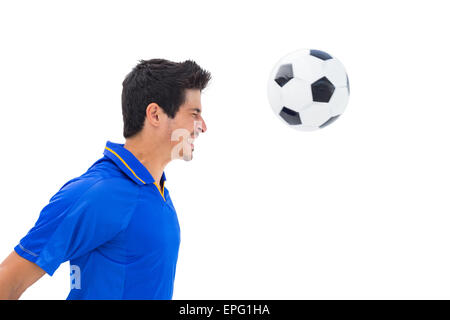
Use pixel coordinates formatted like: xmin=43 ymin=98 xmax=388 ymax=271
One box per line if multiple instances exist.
xmin=105 ymin=146 xmax=146 ymax=184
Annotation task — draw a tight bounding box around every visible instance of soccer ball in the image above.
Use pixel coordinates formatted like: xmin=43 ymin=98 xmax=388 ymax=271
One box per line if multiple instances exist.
xmin=267 ymin=49 xmax=350 ymax=131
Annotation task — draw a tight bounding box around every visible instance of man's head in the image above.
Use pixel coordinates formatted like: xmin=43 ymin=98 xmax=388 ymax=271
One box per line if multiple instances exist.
xmin=122 ymin=59 xmax=211 ymax=162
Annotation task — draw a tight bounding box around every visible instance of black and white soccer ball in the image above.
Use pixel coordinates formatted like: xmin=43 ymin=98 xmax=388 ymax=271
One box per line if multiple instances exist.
xmin=267 ymin=49 xmax=350 ymax=131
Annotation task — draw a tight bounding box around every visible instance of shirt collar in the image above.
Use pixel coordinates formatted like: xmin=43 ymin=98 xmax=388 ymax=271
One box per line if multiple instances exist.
xmin=103 ymin=141 xmax=167 ymax=186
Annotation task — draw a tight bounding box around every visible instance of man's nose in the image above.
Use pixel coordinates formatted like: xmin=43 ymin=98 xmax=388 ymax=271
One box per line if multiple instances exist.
xmin=201 ymin=118 xmax=207 ymax=133
xmin=194 ymin=118 xmax=207 ymax=136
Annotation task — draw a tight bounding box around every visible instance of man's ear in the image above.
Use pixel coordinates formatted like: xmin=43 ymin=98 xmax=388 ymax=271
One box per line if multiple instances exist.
xmin=146 ymin=103 xmax=161 ymax=126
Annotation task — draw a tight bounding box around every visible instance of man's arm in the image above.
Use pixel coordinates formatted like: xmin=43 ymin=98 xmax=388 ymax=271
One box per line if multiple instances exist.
xmin=0 ymin=251 xmax=46 ymax=300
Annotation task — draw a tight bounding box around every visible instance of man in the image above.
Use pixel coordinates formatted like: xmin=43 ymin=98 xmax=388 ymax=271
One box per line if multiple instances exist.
xmin=0 ymin=58 xmax=211 ymax=299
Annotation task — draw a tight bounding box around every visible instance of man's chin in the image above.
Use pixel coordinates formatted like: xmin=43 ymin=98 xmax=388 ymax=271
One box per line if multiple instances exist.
xmin=181 ymin=148 xmax=194 ymax=161
xmin=180 ymin=143 xmax=194 ymax=161
xmin=182 ymin=153 xmax=193 ymax=161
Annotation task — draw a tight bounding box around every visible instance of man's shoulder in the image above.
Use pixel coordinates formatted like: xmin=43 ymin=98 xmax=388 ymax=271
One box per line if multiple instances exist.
xmin=60 ymin=175 xmax=139 ymax=201
xmin=50 ymin=158 xmax=140 ymax=208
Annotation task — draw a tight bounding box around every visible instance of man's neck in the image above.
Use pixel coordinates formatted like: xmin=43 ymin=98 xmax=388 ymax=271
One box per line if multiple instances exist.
xmin=123 ymin=138 xmax=168 ymax=187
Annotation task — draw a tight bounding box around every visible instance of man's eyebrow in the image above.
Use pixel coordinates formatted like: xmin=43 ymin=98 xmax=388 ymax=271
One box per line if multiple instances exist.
xmin=190 ymin=107 xmax=202 ymax=113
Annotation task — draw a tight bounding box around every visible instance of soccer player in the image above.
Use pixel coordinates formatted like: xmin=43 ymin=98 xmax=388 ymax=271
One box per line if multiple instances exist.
xmin=0 ymin=58 xmax=211 ymax=300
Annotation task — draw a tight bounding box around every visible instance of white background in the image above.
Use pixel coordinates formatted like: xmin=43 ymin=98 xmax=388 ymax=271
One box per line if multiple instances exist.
xmin=0 ymin=0 xmax=449 ymax=299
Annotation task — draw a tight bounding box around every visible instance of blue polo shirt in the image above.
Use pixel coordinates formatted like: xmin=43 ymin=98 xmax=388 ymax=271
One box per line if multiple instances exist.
xmin=14 ymin=141 xmax=181 ymax=300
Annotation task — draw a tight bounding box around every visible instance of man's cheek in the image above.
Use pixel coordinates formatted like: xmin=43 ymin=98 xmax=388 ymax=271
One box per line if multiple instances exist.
xmin=170 ymin=127 xmax=191 ymax=160
xmin=193 ymin=120 xmax=203 ymax=138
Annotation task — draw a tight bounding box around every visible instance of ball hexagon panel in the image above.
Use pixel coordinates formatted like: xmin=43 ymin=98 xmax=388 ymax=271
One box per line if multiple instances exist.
xmin=267 ymin=77 xmax=283 ymax=111
xmin=281 ymin=77 xmax=312 ymax=112
xmin=300 ymin=102 xmax=331 ymax=127
xmin=291 ymin=54 xmax=325 ymax=83
xmin=322 ymin=58 xmax=348 ymax=88
xmin=328 ymin=87 xmax=349 ymax=117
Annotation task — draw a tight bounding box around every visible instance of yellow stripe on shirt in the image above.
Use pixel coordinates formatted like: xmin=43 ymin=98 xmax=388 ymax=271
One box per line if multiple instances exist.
xmin=154 ymin=181 xmax=165 ymax=201
xmin=105 ymin=146 xmax=146 ymax=184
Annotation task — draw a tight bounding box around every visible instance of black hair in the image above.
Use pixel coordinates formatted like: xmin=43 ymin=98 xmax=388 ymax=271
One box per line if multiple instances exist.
xmin=121 ymin=58 xmax=211 ymax=138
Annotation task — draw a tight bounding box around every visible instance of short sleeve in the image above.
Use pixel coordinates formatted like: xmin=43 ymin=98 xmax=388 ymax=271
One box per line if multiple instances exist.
xmin=14 ymin=178 xmax=140 ymax=276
